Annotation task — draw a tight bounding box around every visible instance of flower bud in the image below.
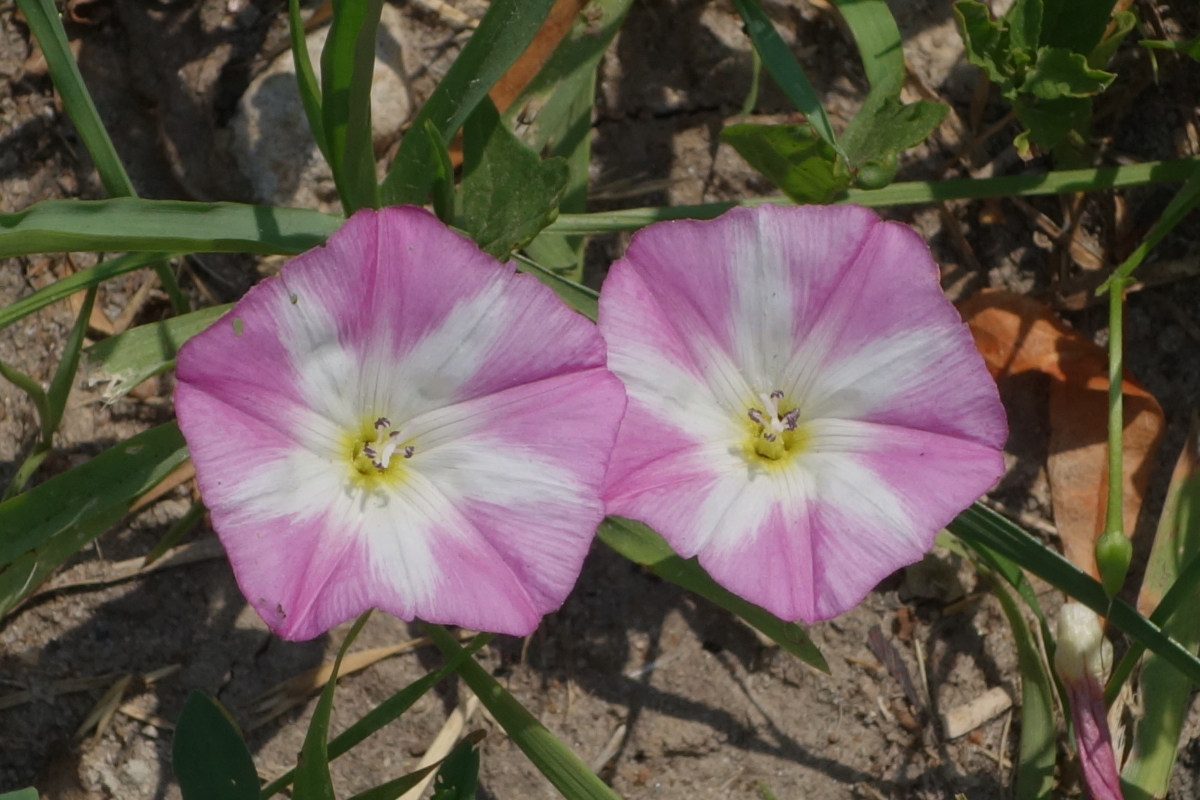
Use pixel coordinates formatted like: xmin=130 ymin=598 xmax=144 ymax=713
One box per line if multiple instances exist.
xmin=1095 ymin=530 xmax=1132 ymax=599
xmin=1054 ymin=603 xmax=1121 ymax=800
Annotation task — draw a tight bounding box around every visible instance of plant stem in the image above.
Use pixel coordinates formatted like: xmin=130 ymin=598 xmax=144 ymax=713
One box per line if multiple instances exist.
xmin=1105 ymin=281 xmax=1125 ymax=540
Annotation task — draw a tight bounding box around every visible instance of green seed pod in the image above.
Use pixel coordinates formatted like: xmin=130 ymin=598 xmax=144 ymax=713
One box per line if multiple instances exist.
xmin=1095 ymin=530 xmax=1132 ymax=599
xmin=853 ymin=153 xmax=898 ymax=190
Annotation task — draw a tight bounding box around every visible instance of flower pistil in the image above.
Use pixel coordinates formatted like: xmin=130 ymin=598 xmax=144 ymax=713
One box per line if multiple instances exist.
xmin=746 ymin=390 xmax=805 ymax=462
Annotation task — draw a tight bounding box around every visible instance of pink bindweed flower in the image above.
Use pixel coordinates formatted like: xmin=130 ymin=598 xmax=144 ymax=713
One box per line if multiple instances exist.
xmin=598 ymin=204 xmax=1007 ymax=622
xmin=175 ymin=206 xmax=626 ymax=640
xmin=1055 ymin=603 xmax=1122 ymax=800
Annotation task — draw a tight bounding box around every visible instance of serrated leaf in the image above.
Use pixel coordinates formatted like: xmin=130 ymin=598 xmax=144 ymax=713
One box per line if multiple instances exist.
xmin=720 ymin=123 xmax=848 ymax=204
xmin=954 ymin=0 xmax=1015 ymax=87
xmin=1023 ymin=47 xmax=1114 ymax=99
xmin=598 ymin=517 xmax=829 ymax=672
xmin=456 ymin=97 xmax=569 ymax=260
xmin=84 ymin=304 xmax=232 ymax=402
xmin=1089 ymin=10 xmax=1136 ymax=68
xmin=172 ymin=692 xmax=259 ymax=800
xmin=841 ymin=95 xmax=947 ymax=169
xmin=1012 ymin=94 xmax=1091 ymax=152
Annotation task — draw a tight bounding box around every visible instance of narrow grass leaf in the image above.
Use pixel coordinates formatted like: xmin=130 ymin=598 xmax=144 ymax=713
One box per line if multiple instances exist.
xmin=84 ymin=304 xmax=233 ymax=402
xmin=949 ymin=502 xmax=1200 ymax=688
xmin=260 ymin=634 xmax=493 ymax=799
xmin=173 ymin=692 xmax=259 ymax=800
xmin=0 ymin=422 xmax=188 ymax=568
xmin=425 ymin=624 xmax=622 ymax=800
xmin=294 ymin=612 xmax=372 ymax=800
xmin=1101 ymin=160 xmax=1200 ymax=293
xmin=545 ymin=157 xmax=1200 ymax=232
xmin=731 ymin=0 xmax=839 ymax=150
xmin=380 ymin=0 xmax=557 ymax=206
xmin=44 ymin=286 xmax=96 ymax=437
xmin=1120 ymin=418 xmax=1200 ymax=800
xmin=988 ymin=579 xmax=1056 ymax=799
xmin=425 ymin=120 xmax=456 ymax=225
xmin=15 ymin=0 xmax=133 ymax=197
xmin=344 ymin=763 xmax=440 ymax=800
xmin=321 ymin=0 xmax=384 ymax=212
xmin=511 ymin=254 xmax=598 ymax=320
xmin=430 ymin=735 xmax=481 ymax=800
xmin=0 ymin=198 xmax=341 ymax=259
xmin=0 ymin=360 xmax=49 ymax=428
xmin=830 ymin=0 xmax=905 ymax=96
xmin=0 ymin=252 xmax=168 ymax=332
xmin=289 ymin=0 xmax=329 ymax=162
xmin=598 ymin=517 xmax=829 ymax=672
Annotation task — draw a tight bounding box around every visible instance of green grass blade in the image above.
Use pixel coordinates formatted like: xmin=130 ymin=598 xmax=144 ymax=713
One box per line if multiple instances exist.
xmin=831 ymin=0 xmax=905 ymax=96
xmin=0 ymin=359 xmax=49 ymax=429
xmin=379 ymin=0 xmax=557 ymax=206
xmin=425 ymin=623 xmax=623 ymax=800
xmin=84 ymin=303 xmax=232 ymax=402
xmin=0 ymin=422 xmax=188 ymax=568
xmin=289 ymin=0 xmax=329 ymax=162
xmin=344 ymin=764 xmax=440 ymax=800
xmin=321 ymin=0 xmax=384 ymax=212
xmin=547 ymin=158 xmax=1200 ymax=233
xmin=0 ymin=198 xmax=341 ymax=258
xmin=598 ymin=517 xmax=829 ymax=672
xmin=988 ymin=579 xmax=1056 ymax=799
xmin=948 ymin=503 xmax=1200 ymax=688
xmin=511 ymin=254 xmax=598 ymax=320
xmin=295 ymin=612 xmax=372 ymax=800
xmin=15 ymin=0 xmax=188 ymax=312
xmin=1120 ymin=421 xmax=1200 ymax=800
xmin=43 ymin=285 xmax=95 ymax=438
xmin=0 ymin=252 xmax=166 ymax=332
xmin=425 ymin=120 xmax=456 ymax=225
xmin=1100 ymin=160 xmax=1200 ymax=293
xmin=15 ymin=0 xmax=133 ymax=197
xmin=731 ymin=0 xmax=839 ymax=151
xmin=143 ymin=500 xmax=205 ymax=567
xmin=260 ymin=634 xmax=493 ymax=799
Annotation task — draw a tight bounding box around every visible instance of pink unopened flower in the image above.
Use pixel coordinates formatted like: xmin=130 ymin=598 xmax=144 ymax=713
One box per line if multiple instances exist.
xmin=1055 ymin=603 xmax=1122 ymax=800
xmin=175 ymin=207 xmax=626 ymax=640
xmin=598 ymin=204 xmax=1007 ymax=622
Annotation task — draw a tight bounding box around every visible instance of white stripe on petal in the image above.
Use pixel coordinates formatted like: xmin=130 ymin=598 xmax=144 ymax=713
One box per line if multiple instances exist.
xmin=727 ymin=211 xmax=798 ymax=391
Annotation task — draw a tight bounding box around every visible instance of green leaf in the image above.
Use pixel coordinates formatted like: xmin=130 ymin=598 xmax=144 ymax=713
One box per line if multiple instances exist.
xmin=948 ymin=502 xmax=1200 ymax=689
xmin=598 ymin=517 xmax=829 ymax=673
xmin=0 ymin=252 xmax=165 ymax=333
xmin=426 ymin=624 xmax=622 ymax=800
xmin=1023 ymin=46 xmax=1114 ymax=99
xmin=1039 ymin=0 xmax=1117 ymax=55
xmin=0 ymin=198 xmax=341 ymax=259
xmin=1006 ymin=0 xmax=1043 ymax=52
xmin=988 ymin=579 xmax=1056 ymax=799
xmin=425 ymin=120 xmax=456 ymax=226
xmin=720 ymin=123 xmax=848 ymax=203
xmin=512 ymin=254 xmax=598 ymax=320
xmin=173 ymin=692 xmax=260 ymax=800
xmin=954 ymin=0 xmax=1014 ymax=87
xmin=44 ymin=285 xmax=95 ymax=438
xmin=830 ymin=0 xmax=906 ymax=97
xmin=84 ymin=304 xmax=233 ymax=402
xmin=295 ymin=612 xmax=372 ymax=800
xmin=380 ymin=0 xmax=557 ymax=206
xmin=0 ymin=422 xmax=188 ymax=568
xmin=321 ymin=0 xmax=385 ymax=212
xmin=260 ymin=634 xmax=493 ymax=799
xmin=731 ymin=0 xmax=840 ymax=151
xmin=1011 ymin=94 xmax=1091 ymax=152
xmin=456 ymin=97 xmax=569 ymax=260
xmin=1120 ymin=420 xmax=1200 ymax=800
xmin=430 ymin=735 xmax=481 ymax=800
xmin=345 ymin=763 xmax=442 ymax=800
xmin=289 ymin=0 xmax=329 ymax=162
xmin=0 ymin=789 xmax=40 ymax=800
xmin=15 ymin=0 xmax=133 ymax=198
xmin=1141 ymin=34 xmax=1200 ymax=62
xmin=1088 ymin=9 xmax=1136 ymax=68
xmin=840 ymin=95 xmax=947 ymax=168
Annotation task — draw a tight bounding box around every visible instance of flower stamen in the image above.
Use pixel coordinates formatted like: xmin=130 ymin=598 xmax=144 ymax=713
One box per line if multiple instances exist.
xmin=746 ymin=390 xmax=804 ymax=462
xmin=360 ymin=417 xmax=415 ymax=471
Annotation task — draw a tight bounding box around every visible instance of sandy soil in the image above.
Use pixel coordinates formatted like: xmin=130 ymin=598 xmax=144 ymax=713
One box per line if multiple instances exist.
xmin=3 ymin=0 xmax=1200 ymax=798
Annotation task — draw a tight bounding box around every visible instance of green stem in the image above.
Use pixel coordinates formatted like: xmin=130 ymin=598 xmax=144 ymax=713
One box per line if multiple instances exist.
xmin=547 ymin=158 xmax=1199 ymax=234
xmin=1105 ymin=282 xmax=1125 ymax=540
xmin=2 ymin=444 xmax=51 ymax=501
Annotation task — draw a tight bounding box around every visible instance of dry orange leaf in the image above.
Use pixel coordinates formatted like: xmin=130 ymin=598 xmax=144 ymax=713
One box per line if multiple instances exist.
xmin=958 ymin=290 xmax=1165 ymax=579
